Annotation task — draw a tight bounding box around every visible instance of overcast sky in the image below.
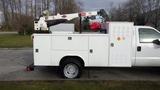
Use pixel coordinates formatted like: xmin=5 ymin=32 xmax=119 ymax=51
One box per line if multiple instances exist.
xmin=80 ymin=0 xmax=128 ymax=11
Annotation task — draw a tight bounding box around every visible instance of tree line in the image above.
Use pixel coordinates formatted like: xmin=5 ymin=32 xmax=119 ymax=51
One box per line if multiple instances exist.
xmin=109 ymin=0 xmax=160 ymax=29
xmin=0 ymin=0 xmax=159 ymax=34
xmin=0 ymin=0 xmax=81 ymax=34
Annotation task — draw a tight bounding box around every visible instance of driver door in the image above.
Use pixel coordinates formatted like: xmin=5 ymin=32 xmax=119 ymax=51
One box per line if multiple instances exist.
xmin=136 ymin=27 xmax=160 ymax=66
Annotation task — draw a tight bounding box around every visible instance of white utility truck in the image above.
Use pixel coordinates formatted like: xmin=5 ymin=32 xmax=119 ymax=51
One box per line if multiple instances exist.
xmin=31 ymin=9 xmax=160 ymax=79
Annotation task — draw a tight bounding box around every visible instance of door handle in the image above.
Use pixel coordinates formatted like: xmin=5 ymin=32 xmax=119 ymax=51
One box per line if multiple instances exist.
xmin=35 ymin=49 xmax=39 ymax=53
xmin=90 ymin=49 xmax=93 ymax=53
xmin=137 ymin=46 xmax=141 ymax=52
xmin=111 ymin=43 xmax=114 ymax=47
xmin=68 ymin=37 xmax=72 ymax=40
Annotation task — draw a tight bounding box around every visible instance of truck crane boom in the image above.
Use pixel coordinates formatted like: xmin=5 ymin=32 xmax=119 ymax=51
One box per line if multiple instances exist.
xmin=34 ymin=9 xmax=108 ymax=32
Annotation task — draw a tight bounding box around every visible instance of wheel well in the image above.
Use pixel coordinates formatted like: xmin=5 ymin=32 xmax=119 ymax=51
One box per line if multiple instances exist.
xmin=60 ymin=56 xmax=85 ymax=67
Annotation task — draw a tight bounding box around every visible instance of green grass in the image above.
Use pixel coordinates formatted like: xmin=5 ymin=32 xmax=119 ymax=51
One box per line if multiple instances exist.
xmin=0 ymin=34 xmax=32 ymax=48
xmin=0 ymin=81 xmax=160 ymax=90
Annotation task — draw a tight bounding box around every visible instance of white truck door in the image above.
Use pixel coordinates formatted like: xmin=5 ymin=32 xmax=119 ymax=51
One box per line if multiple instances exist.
xmin=34 ymin=35 xmax=51 ymax=66
xmin=135 ymin=27 xmax=160 ymax=66
xmin=89 ymin=35 xmax=109 ymax=66
xmin=108 ymin=22 xmax=133 ymax=67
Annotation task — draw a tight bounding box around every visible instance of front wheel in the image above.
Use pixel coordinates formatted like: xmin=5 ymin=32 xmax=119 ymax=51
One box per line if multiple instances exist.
xmin=60 ymin=61 xmax=82 ymax=79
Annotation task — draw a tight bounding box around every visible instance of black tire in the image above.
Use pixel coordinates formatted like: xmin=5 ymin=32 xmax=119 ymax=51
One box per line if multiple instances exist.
xmin=60 ymin=58 xmax=82 ymax=79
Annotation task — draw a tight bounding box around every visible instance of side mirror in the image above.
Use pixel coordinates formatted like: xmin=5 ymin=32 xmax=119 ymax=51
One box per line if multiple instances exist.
xmin=153 ymin=39 xmax=160 ymax=45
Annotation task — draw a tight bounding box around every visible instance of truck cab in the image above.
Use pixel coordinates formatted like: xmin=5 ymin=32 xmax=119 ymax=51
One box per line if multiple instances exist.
xmin=134 ymin=26 xmax=160 ymax=66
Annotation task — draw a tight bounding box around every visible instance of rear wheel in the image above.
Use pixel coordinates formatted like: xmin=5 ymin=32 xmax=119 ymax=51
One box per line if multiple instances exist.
xmin=60 ymin=58 xmax=82 ymax=79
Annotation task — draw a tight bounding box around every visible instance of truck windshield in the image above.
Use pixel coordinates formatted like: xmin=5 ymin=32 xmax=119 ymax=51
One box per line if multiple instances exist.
xmin=139 ymin=28 xmax=160 ymax=43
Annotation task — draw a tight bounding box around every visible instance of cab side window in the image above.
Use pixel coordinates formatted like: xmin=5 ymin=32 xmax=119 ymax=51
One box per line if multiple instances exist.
xmin=139 ymin=28 xmax=160 ymax=43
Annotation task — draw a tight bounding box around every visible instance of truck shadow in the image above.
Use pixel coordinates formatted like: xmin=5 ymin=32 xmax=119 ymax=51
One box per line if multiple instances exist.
xmin=33 ymin=67 xmax=160 ymax=80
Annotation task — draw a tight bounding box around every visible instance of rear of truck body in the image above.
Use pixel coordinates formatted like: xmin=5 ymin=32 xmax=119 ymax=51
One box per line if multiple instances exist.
xmin=34 ymin=22 xmax=134 ymax=67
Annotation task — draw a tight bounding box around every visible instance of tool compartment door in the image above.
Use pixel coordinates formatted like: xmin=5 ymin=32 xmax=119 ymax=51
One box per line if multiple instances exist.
xmin=108 ymin=22 xmax=133 ymax=67
xmin=34 ymin=34 xmax=51 ymax=66
xmin=89 ymin=35 xmax=109 ymax=66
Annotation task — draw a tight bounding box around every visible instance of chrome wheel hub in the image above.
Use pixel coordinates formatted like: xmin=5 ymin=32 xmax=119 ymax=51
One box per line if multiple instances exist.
xmin=64 ymin=63 xmax=79 ymax=79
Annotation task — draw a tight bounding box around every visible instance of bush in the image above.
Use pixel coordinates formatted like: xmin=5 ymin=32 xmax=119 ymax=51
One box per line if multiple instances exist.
xmin=1 ymin=14 xmax=34 ymax=35
xmin=18 ymin=15 xmax=34 ymax=35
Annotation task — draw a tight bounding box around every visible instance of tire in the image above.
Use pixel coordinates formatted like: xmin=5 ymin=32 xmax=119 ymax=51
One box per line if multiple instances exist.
xmin=60 ymin=58 xmax=82 ymax=79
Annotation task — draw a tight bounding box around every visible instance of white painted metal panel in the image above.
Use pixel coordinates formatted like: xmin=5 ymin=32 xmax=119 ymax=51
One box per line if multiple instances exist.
xmin=108 ymin=22 xmax=133 ymax=67
xmin=50 ymin=24 xmax=74 ymax=34
xmin=52 ymin=35 xmax=88 ymax=51
xmin=89 ymin=35 xmax=109 ymax=66
xmin=51 ymin=51 xmax=89 ymax=66
xmin=135 ymin=43 xmax=160 ymax=66
xmin=34 ymin=35 xmax=51 ymax=66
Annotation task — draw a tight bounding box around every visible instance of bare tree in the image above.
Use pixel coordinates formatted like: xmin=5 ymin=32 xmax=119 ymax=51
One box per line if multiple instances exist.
xmin=54 ymin=0 xmax=81 ymax=14
xmin=109 ymin=0 xmax=160 ymax=29
xmin=1 ymin=0 xmax=9 ymax=24
xmin=0 ymin=0 xmax=82 ymax=33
